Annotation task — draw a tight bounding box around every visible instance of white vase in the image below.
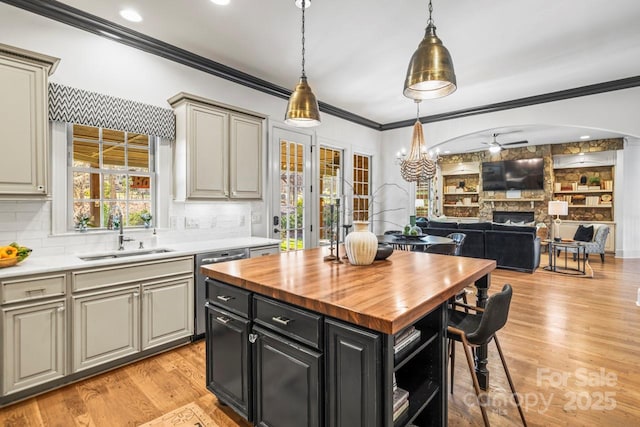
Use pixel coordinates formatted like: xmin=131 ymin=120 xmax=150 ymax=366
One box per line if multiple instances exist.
xmin=344 ymin=221 xmax=378 ymax=266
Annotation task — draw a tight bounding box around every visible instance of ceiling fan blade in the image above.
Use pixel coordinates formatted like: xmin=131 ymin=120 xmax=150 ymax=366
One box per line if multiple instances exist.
xmin=500 ymin=140 xmax=528 ymax=146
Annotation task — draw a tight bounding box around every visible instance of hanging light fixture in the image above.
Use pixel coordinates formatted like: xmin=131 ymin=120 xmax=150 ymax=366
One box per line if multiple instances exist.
xmin=400 ymin=101 xmax=437 ymax=182
xmin=404 ymin=0 xmax=456 ymax=100
xmin=285 ymin=0 xmax=321 ymax=127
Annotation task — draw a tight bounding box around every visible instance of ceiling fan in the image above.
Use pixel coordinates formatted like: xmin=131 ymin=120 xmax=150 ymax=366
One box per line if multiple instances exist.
xmin=482 ymin=132 xmax=528 ymax=153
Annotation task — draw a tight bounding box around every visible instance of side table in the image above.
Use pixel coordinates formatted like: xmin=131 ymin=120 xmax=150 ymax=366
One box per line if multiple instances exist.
xmin=544 ymin=240 xmax=587 ymax=275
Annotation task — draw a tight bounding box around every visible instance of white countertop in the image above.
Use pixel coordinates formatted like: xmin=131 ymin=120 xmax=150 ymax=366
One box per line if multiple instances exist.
xmin=0 ymin=237 xmax=280 ymax=279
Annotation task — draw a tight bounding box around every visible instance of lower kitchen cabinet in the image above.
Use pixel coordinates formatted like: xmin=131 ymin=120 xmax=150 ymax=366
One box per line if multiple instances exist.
xmin=2 ymin=299 xmax=66 ymax=395
xmin=72 ymin=285 xmax=140 ymax=373
xmin=253 ymin=326 xmax=322 ymax=427
xmin=325 ymin=319 xmax=381 ymax=427
xmin=205 ymin=304 xmax=252 ymax=420
xmin=142 ymin=276 xmax=194 ymax=350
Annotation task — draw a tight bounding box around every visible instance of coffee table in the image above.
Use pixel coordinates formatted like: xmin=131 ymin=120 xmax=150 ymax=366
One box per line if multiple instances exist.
xmin=544 ymin=240 xmax=587 ymax=275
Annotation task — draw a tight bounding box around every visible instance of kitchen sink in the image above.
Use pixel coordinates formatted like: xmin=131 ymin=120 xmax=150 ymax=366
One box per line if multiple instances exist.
xmin=79 ymin=248 xmax=173 ymax=261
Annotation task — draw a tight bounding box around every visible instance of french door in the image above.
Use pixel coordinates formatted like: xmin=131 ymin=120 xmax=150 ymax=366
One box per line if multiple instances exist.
xmin=270 ymin=126 xmax=314 ymax=252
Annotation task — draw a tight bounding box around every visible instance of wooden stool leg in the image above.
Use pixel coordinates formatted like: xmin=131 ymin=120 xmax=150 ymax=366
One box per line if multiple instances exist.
xmin=462 ymin=339 xmax=490 ymax=426
xmin=494 ymin=336 xmax=528 ymax=427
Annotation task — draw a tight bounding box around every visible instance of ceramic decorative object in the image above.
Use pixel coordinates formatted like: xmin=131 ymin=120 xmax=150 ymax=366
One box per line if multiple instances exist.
xmin=375 ymin=243 xmax=394 ymax=260
xmin=344 ymin=221 xmax=378 ymax=266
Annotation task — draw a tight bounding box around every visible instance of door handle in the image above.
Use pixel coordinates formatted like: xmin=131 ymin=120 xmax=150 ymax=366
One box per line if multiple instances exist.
xmin=273 ymin=228 xmax=281 ymax=234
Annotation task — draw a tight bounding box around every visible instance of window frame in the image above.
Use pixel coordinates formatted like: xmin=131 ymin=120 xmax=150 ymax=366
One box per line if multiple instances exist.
xmin=66 ymin=123 xmax=157 ymax=232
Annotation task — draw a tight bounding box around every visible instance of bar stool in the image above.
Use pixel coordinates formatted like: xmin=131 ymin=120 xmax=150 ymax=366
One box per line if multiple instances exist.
xmin=448 ymin=284 xmax=527 ymax=426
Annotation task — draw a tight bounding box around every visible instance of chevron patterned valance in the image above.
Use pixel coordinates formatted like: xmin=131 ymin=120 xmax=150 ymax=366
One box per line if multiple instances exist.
xmin=48 ymin=83 xmax=175 ymax=140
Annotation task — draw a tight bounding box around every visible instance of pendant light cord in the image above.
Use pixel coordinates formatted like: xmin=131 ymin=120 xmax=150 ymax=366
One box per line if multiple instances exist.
xmin=301 ymin=0 xmax=307 ymax=78
xmin=427 ymin=0 xmax=434 ymax=26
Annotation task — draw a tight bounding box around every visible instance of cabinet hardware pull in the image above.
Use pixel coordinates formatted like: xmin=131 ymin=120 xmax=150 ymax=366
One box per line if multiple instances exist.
xmin=272 ymin=315 xmax=292 ymax=326
xmin=26 ymin=288 xmax=46 ymax=295
xmin=216 ymin=295 xmax=233 ymax=302
xmin=204 ymin=302 xmax=212 ymax=309
xmin=249 ymin=333 xmax=258 ymax=343
xmin=216 ymin=316 xmax=231 ymax=324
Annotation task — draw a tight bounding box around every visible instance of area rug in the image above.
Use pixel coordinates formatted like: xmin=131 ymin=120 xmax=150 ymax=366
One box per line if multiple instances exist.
xmin=139 ymin=403 xmax=214 ymax=427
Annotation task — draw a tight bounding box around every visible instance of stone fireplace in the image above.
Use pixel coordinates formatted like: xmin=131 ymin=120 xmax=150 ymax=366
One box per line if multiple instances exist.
xmin=493 ymin=211 xmax=535 ymax=224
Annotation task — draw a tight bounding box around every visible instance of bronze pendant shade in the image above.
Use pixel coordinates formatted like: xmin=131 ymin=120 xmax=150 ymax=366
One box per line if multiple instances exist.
xmin=285 ymin=0 xmax=321 ymax=127
xmin=404 ymin=2 xmax=457 ymax=100
xmin=285 ymin=76 xmax=321 ymax=127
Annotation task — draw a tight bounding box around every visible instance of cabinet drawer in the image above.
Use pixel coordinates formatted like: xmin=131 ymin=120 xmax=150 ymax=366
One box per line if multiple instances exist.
xmin=206 ymin=279 xmax=251 ymax=317
xmin=1 ymin=274 xmax=66 ymax=304
xmin=253 ymin=295 xmax=322 ymax=349
xmin=72 ymin=257 xmax=193 ymax=292
xmin=249 ymin=246 xmax=279 ymax=258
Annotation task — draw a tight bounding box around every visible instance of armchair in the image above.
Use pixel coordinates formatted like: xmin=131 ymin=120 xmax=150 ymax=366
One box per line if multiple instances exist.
xmin=564 ymin=225 xmax=610 ymax=263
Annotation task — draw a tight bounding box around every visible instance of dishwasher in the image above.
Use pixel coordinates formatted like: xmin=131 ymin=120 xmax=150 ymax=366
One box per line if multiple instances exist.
xmin=194 ymin=248 xmax=249 ymax=339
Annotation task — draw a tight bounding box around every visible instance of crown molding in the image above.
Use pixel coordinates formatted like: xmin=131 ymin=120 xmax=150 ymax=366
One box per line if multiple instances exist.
xmin=4 ymin=0 xmax=640 ymax=132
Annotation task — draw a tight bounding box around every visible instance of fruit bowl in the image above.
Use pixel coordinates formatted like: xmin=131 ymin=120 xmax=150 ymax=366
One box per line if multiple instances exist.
xmin=0 ymin=257 xmax=18 ymax=268
xmin=0 ymin=243 xmax=31 ymax=268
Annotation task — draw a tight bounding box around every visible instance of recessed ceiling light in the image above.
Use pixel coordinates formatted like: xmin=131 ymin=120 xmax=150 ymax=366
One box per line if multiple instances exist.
xmin=580 ymin=135 xmax=590 ymax=140
xmin=444 ymin=150 xmax=451 ymax=154
xmin=210 ymin=0 xmax=231 ymax=5
xmin=119 ymin=9 xmax=142 ymax=22
xmin=295 ymin=0 xmax=311 ymax=9
xmin=578 ymin=152 xmax=585 ymax=156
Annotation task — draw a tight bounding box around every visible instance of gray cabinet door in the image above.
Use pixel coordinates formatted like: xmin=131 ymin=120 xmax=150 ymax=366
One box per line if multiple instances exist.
xmin=325 ymin=319 xmax=381 ymax=427
xmin=72 ymin=286 xmax=140 ymax=372
xmin=2 ymin=299 xmax=66 ymax=395
xmin=141 ymin=276 xmax=194 ymax=350
xmin=229 ymin=113 xmax=262 ymax=199
xmin=254 ymin=326 xmax=322 ymax=427
xmin=206 ymin=304 xmax=251 ymax=420
xmin=0 ymin=55 xmax=49 ymax=195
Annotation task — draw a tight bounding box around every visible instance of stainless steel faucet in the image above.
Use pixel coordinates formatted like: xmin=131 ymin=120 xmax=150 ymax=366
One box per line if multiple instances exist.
xmin=111 ymin=206 xmax=134 ymax=250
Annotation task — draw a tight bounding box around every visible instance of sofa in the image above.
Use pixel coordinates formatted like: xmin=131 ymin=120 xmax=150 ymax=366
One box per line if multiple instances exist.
xmin=416 ymin=219 xmax=541 ymax=273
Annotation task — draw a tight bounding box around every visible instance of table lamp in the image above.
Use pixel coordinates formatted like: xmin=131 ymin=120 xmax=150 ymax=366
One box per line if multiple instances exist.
xmin=548 ymin=200 xmax=568 ymax=241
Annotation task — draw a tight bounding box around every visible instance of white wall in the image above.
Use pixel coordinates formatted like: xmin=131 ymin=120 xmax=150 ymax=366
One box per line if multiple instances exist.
xmin=381 ymin=88 xmax=640 ymax=257
xmin=0 ymin=4 xmax=381 ymax=254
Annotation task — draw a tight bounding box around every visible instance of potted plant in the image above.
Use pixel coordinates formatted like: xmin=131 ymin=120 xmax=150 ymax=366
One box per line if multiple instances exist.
xmin=140 ymin=211 xmax=152 ymax=228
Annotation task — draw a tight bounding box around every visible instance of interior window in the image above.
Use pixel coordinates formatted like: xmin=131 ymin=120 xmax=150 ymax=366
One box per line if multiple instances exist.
xmin=69 ymin=124 xmax=155 ymax=230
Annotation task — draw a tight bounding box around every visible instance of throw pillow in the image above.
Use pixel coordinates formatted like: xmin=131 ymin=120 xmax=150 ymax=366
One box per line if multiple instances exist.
xmin=573 ymin=225 xmax=594 ymax=242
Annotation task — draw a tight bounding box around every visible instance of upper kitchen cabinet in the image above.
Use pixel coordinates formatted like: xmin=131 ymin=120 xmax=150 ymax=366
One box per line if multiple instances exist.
xmin=0 ymin=44 xmax=59 ymax=197
xmin=169 ymin=93 xmax=266 ymax=200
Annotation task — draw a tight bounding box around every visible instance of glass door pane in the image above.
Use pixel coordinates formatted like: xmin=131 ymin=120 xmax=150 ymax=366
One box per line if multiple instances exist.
xmin=319 ymin=147 xmax=342 ymax=246
xmin=280 ymin=140 xmax=306 ymax=252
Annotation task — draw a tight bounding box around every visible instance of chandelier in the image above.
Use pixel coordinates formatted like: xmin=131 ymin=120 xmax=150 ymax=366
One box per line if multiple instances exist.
xmin=400 ymin=101 xmax=437 ymax=182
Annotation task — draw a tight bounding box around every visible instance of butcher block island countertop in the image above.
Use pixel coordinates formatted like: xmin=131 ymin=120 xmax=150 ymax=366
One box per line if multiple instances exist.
xmin=201 ymin=247 xmax=496 ymax=334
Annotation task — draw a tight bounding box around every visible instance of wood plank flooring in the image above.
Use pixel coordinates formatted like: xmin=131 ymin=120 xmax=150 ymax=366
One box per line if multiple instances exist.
xmin=1 ymin=255 xmax=639 ymax=426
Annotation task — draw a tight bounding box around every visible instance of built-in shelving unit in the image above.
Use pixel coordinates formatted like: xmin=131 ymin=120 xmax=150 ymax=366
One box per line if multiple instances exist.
xmin=552 ymin=151 xmax=616 ymax=253
xmin=440 ymin=162 xmax=480 ymax=218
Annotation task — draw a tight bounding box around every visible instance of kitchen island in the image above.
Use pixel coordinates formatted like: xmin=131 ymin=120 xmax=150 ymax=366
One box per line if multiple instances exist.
xmin=202 ymin=247 xmax=495 ymax=427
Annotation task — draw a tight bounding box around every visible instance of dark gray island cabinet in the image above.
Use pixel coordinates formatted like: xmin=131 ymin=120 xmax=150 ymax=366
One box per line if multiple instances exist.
xmin=202 ymin=248 xmax=495 ymax=427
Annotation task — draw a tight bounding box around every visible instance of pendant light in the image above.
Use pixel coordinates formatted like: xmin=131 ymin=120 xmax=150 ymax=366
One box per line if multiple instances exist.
xmin=400 ymin=101 xmax=437 ymax=183
xmin=404 ymin=0 xmax=457 ymax=100
xmin=285 ymin=0 xmax=321 ymax=127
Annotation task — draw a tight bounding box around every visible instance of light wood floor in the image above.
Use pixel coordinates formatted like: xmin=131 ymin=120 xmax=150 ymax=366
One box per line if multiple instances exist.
xmin=1 ymin=255 xmax=639 ymax=426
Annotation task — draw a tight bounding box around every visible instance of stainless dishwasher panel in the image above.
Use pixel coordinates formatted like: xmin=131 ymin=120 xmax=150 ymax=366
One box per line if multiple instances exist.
xmin=194 ymin=248 xmax=249 ymax=338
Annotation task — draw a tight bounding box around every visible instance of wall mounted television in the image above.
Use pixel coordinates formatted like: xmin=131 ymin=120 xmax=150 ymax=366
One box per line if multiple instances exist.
xmin=481 ymin=158 xmax=544 ymax=190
